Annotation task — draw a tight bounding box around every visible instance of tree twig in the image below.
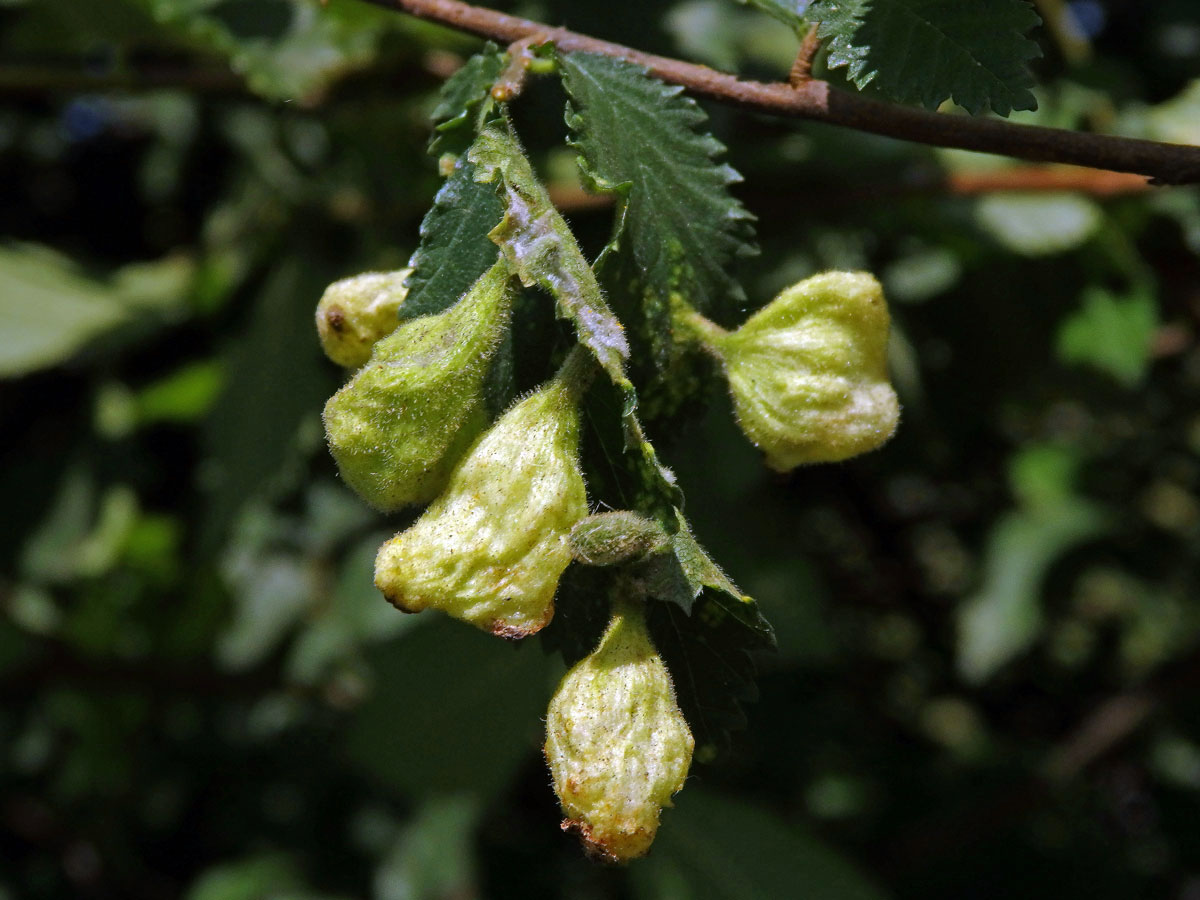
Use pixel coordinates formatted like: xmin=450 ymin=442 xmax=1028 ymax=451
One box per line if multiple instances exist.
xmin=788 ymin=24 xmax=821 ymax=87
xmin=354 ymin=0 xmax=1200 ymax=185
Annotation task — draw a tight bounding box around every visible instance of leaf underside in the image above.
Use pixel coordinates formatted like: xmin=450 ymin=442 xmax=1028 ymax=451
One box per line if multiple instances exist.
xmin=807 ymin=0 xmax=1042 ymax=116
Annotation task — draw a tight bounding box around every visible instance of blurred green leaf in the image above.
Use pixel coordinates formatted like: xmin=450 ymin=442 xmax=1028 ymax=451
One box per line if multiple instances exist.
xmin=200 ymin=258 xmax=332 ymax=550
xmin=665 ymin=0 xmax=800 ymax=72
xmin=0 ymin=245 xmax=192 ymax=377
xmin=137 ymin=359 xmax=228 ymax=423
xmin=1056 ymin=285 xmax=1158 ymax=387
xmin=186 ymin=855 xmax=303 ymax=900
xmin=1145 ymin=79 xmax=1200 ymax=145
xmin=974 ymin=193 xmax=1102 ymax=256
xmin=345 ymin=617 xmax=550 ymax=802
xmin=286 ymin=530 xmax=418 ymax=684
xmin=19 ymin=466 xmax=97 ymax=585
xmin=125 ymin=0 xmax=398 ymax=100
xmin=218 ymin=548 xmax=313 ymax=670
xmin=736 ymin=0 xmax=808 ymax=30
xmin=373 ymin=795 xmax=481 ymax=900
xmin=632 ymin=788 xmax=888 ymax=900
xmin=957 ymin=445 xmax=1108 ymax=683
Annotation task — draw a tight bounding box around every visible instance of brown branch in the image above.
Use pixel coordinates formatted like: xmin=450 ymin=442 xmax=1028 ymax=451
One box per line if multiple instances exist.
xmin=547 ymin=166 xmax=1155 ymax=211
xmin=788 ymin=24 xmax=821 ymax=87
xmin=354 ymin=0 xmax=1200 ymax=185
xmin=945 ymin=167 xmax=1152 ymax=195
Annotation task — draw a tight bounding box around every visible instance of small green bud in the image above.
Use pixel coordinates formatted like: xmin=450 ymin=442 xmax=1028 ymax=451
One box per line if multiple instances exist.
xmin=316 ymin=268 xmax=412 ymax=368
xmin=704 ymin=272 xmax=900 ymax=470
xmin=570 ymin=511 xmax=670 ymax=567
xmin=544 ymin=598 xmax=693 ymax=861
xmin=323 ymin=258 xmax=513 ymax=511
xmin=373 ymin=351 xmax=591 ymax=637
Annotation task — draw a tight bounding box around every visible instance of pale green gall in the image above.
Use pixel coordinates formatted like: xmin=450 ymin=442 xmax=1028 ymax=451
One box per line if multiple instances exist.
xmin=544 ymin=598 xmax=693 ymax=861
xmin=718 ymin=271 xmax=900 ymax=470
xmin=373 ymin=354 xmax=590 ymax=637
xmin=315 ymin=268 xmax=412 ymax=368
xmin=323 ymin=258 xmax=513 ymax=511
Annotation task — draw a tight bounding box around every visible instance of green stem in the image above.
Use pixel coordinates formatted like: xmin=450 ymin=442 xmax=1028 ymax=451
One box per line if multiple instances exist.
xmin=606 ymin=576 xmax=653 ymax=650
xmin=670 ymin=297 xmax=729 ymax=357
xmin=552 ymin=344 xmax=600 ymax=401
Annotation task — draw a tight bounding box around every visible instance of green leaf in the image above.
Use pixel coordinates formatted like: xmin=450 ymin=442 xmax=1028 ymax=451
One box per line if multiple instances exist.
xmin=957 ymin=445 xmax=1108 ymax=683
xmin=374 ymin=796 xmax=482 ymax=900
xmin=125 ymin=0 xmax=398 ymax=100
xmin=974 ymin=193 xmax=1102 ymax=256
xmin=546 ymin=516 xmax=773 ymax=756
xmin=737 ymin=0 xmax=810 ymax=31
xmin=632 ymin=788 xmax=887 ymax=900
xmin=808 ymin=0 xmax=1041 ymax=115
xmin=1057 ymin=285 xmax=1158 ymax=387
xmin=345 ymin=618 xmax=549 ymax=802
xmin=649 ymin=573 xmax=774 ymax=758
xmin=186 ymin=855 xmax=304 ymax=900
xmin=136 ymin=360 xmax=227 ymax=424
xmin=1145 ymin=79 xmax=1200 ymax=146
xmin=666 ymin=0 xmax=803 ymax=72
xmin=0 ymin=244 xmax=192 ymax=377
xmin=468 ymin=118 xmax=631 ymax=381
xmin=559 ymin=52 xmax=757 ymax=321
xmin=401 ymin=160 xmax=505 ymax=320
xmin=200 ymin=257 xmax=331 ymax=552
xmin=428 ymin=45 xmax=506 ymax=158
xmin=670 ymin=510 xmax=747 ymax=603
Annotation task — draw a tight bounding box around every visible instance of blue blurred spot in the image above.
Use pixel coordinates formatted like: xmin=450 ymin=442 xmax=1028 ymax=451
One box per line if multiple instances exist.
xmin=1069 ymin=0 xmax=1106 ymax=38
xmin=61 ymin=99 xmax=110 ymax=142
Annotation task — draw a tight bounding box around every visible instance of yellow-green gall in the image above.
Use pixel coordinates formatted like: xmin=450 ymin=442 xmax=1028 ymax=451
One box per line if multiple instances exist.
xmin=373 ymin=351 xmax=591 ymax=638
xmin=323 ymin=258 xmax=513 ymax=511
xmin=687 ymin=272 xmax=899 ymax=470
xmin=316 ymin=268 xmax=412 ymax=368
xmin=544 ymin=598 xmax=693 ymax=861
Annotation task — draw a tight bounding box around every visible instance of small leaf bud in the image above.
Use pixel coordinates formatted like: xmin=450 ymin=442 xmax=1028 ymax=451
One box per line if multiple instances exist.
xmin=716 ymin=271 xmax=900 ymax=470
xmin=570 ymin=511 xmax=670 ymax=567
xmin=323 ymin=258 xmax=513 ymax=510
xmin=316 ymin=268 xmax=413 ymax=368
xmin=373 ymin=350 xmax=591 ymax=637
xmin=544 ymin=597 xmax=693 ymax=861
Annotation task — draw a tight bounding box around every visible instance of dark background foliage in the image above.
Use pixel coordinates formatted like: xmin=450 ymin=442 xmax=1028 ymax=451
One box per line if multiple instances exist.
xmin=3 ymin=0 xmax=1200 ymax=898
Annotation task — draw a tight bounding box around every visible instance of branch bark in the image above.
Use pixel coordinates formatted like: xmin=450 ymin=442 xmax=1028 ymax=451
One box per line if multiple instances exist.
xmin=356 ymin=0 xmax=1200 ymax=185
